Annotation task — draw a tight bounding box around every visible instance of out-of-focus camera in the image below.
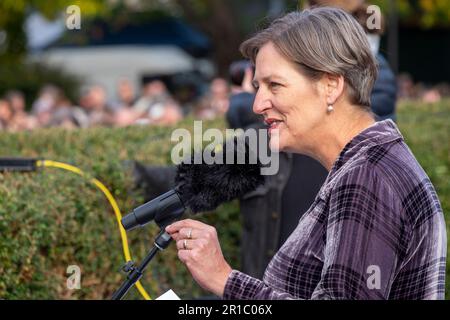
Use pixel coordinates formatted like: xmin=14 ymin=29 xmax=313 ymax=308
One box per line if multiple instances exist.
xmin=229 ymin=60 xmax=255 ymax=86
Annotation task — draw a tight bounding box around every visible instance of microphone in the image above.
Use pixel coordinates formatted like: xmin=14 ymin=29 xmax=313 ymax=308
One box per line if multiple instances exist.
xmin=121 ymin=136 xmax=265 ymax=231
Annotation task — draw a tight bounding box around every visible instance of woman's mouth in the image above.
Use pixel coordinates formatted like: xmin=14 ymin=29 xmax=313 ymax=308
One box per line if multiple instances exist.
xmin=265 ymin=118 xmax=283 ymax=134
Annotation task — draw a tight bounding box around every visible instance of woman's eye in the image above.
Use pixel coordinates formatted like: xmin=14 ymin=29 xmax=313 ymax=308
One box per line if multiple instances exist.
xmin=269 ymin=82 xmax=281 ymax=89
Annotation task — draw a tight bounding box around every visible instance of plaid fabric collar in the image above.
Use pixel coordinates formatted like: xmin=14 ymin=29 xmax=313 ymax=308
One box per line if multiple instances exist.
xmin=328 ymin=119 xmax=404 ymax=180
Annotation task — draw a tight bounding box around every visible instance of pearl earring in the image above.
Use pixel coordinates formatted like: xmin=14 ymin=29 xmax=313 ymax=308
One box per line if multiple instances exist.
xmin=327 ymin=104 xmax=334 ymax=113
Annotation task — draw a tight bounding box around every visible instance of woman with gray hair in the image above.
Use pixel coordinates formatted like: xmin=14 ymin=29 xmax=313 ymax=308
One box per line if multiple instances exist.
xmin=166 ymin=7 xmax=446 ymax=299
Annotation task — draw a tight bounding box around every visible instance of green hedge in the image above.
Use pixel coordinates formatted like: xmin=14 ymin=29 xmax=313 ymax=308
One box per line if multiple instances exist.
xmin=0 ymin=118 xmax=241 ymax=299
xmin=0 ymin=100 xmax=449 ymax=299
xmin=396 ymin=100 xmax=449 ymax=298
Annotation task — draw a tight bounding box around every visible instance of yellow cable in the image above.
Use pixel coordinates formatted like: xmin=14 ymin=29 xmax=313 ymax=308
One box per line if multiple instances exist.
xmin=36 ymin=159 xmax=151 ymax=300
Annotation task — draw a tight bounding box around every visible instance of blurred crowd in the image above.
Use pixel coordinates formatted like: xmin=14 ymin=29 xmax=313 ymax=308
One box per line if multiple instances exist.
xmin=0 ymin=76 xmax=234 ymax=132
xmin=0 ymin=71 xmax=448 ymax=132
xmin=397 ymin=74 xmax=450 ymax=104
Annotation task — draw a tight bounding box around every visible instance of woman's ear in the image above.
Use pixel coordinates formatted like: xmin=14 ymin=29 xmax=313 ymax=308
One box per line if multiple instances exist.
xmin=323 ymin=73 xmax=345 ymax=105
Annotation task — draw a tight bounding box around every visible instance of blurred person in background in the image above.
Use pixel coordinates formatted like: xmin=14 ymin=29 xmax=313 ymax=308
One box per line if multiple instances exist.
xmin=31 ymin=85 xmax=60 ymax=114
xmin=397 ymin=73 xmax=416 ymax=100
xmin=194 ymin=77 xmax=230 ymax=120
xmin=31 ymin=84 xmax=88 ymax=129
xmin=49 ymin=95 xmax=89 ymax=129
xmin=226 ymin=60 xmax=261 ymax=128
xmin=6 ymin=90 xmax=26 ymax=114
xmin=421 ymin=88 xmax=442 ymax=104
xmin=0 ymin=99 xmax=13 ymax=131
xmin=5 ymin=90 xmax=34 ymax=131
xmin=31 ymin=85 xmax=62 ymax=128
xmin=111 ymin=78 xmax=136 ymax=112
xmin=113 ymin=107 xmax=139 ymax=127
xmin=79 ymin=85 xmax=114 ymax=127
xmin=129 ymin=80 xmax=182 ymax=126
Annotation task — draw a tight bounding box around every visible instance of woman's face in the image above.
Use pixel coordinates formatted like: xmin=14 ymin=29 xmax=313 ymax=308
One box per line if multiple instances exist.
xmin=253 ymin=42 xmax=327 ymax=153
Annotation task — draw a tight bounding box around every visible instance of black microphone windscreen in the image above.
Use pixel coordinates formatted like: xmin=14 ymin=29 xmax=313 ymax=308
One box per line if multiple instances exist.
xmin=175 ymin=136 xmax=265 ymax=213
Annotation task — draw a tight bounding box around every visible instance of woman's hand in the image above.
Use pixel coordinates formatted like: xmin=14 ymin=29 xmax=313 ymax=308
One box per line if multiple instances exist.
xmin=165 ymin=219 xmax=232 ymax=297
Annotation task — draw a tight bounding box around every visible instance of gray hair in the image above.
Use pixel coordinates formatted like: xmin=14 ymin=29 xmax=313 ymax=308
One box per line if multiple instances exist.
xmin=240 ymin=7 xmax=378 ymax=108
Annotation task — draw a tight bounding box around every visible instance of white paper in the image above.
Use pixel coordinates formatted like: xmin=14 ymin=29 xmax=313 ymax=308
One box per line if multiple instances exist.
xmin=155 ymin=289 xmax=181 ymax=300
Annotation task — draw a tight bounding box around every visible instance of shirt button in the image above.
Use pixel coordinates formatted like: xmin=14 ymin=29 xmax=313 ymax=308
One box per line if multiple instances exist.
xmin=271 ymin=212 xmax=279 ymax=219
xmin=267 ymin=249 xmax=275 ymax=257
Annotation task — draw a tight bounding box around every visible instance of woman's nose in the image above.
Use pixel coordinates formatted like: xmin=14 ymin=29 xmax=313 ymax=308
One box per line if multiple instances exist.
xmin=253 ymin=92 xmax=272 ymax=115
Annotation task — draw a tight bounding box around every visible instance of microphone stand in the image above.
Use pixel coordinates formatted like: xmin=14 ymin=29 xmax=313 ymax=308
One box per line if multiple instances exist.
xmin=111 ymin=229 xmax=173 ymax=300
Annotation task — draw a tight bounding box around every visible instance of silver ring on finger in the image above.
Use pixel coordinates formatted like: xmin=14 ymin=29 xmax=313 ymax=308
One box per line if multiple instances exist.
xmin=187 ymin=228 xmax=192 ymax=239
xmin=183 ymin=239 xmax=188 ymax=250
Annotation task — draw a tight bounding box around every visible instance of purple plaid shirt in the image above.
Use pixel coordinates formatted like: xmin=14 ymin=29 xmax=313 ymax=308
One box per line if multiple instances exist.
xmin=223 ymin=120 xmax=447 ymax=300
